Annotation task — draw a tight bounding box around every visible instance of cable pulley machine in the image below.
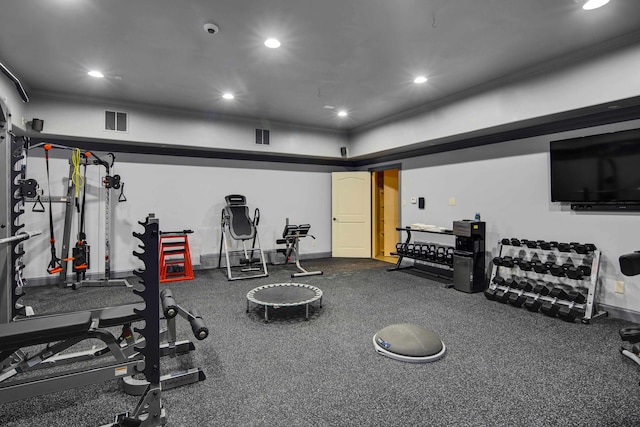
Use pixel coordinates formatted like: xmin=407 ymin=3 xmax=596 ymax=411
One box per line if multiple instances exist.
xmin=23 ymin=143 xmax=128 ymax=288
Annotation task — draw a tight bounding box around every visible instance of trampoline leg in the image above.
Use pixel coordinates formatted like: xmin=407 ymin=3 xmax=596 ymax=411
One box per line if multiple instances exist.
xmin=264 ymin=305 xmax=269 ymax=322
xmin=305 ymin=303 xmax=309 ymax=320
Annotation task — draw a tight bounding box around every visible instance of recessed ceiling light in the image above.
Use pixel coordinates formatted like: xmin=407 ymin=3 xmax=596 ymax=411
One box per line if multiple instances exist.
xmin=337 ymin=110 xmax=348 ymax=117
xmin=583 ymin=0 xmax=610 ymax=10
xmin=414 ymin=76 xmax=428 ymax=84
xmin=88 ymin=70 xmax=104 ymax=78
xmin=264 ymin=38 xmax=281 ymax=49
xmin=222 ymin=93 xmax=234 ymax=100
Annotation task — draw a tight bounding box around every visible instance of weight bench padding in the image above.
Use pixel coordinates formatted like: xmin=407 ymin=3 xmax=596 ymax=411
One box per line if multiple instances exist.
xmin=98 ymin=303 xmax=145 ymax=328
xmin=0 ymin=312 xmax=92 ymax=352
xmin=373 ymin=323 xmax=446 ymax=363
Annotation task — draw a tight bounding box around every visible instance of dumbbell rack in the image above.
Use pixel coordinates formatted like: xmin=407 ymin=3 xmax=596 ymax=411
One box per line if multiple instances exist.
xmin=389 ymin=227 xmax=454 ymax=285
xmin=485 ymin=239 xmax=608 ymax=324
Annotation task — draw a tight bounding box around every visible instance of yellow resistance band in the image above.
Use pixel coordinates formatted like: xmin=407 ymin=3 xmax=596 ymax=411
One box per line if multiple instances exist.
xmin=71 ymin=148 xmax=84 ymax=198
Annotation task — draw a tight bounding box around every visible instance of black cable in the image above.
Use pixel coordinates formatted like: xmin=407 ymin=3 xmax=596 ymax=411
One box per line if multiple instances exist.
xmin=43 ymin=145 xmax=62 ymax=274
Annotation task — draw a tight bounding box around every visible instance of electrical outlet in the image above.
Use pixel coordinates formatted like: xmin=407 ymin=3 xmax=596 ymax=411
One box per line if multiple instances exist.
xmin=410 ymin=197 xmax=417 ymax=204
xmin=448 ymin=197 xmax=456 ymax=206
xmin=615 ymin=281 xmax=625 ymax=294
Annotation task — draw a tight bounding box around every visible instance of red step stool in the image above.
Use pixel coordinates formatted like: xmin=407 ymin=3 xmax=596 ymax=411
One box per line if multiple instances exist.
xmin=160 ymin=233 xmax=195 ymax=283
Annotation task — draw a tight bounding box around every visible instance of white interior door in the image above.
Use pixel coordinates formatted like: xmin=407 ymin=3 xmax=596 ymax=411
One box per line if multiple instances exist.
xmin=332 ymin=172 xmax=371 ymax=258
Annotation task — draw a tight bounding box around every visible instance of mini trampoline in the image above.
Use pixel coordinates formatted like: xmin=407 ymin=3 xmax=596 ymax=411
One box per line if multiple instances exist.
xmin=246 ymin=283 xmax=323 ymax=322
xmin=373 ymin=323 xmax=446 ymax=363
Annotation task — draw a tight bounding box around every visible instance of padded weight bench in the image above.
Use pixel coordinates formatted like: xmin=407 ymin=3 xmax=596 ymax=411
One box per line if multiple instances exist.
xmin=0 ymin=292 xmax=209 ymax=403
xmin=0 ymin=310 xmax=141 ymax=404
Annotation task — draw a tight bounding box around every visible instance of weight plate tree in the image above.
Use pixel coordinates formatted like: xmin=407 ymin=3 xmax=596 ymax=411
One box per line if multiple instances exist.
xmin=1 ymin=99 xmax=11 ymax=324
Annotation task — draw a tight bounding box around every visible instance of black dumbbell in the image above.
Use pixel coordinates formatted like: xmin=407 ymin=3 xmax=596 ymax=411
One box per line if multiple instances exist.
xmin=510 ymin=238 xmax=522 ymax=247
xmin=532 ymin=261 xmax=551 ymax=274
xmin=570 ymin=242 xmax=597 ymax=254
xmin=566 ymin=264 xmax=592 ymax=280
xmin=524 ymin=297 xmax=543 ymax=312
xmin=566 ymin=290 xmax=587 ymax=304
xmin=572 ymin=244 xmax=588 ymax=255
xmin=418 ymin=245 xmax=429 ymax=259
xmin=517 ymin=279 xmax=535 ymax=292
xmin=504 ymin=278 xmax=519 ymax=289
xmin=493 ymin=276 xmax=506 ymax=286
xmin=549 ymin=287 xmax=569 ymax=300
xmin=406 ymin=243 xmax=415 ymax=256
xmin=557 ymin=242 xmax=572 ymax=252
xmin=533 ymin=283 xmax=552 ymax=296
xmin=445 ymin=247 xmax=454 ymax=266
xmin=508 ymin=292 xmax=527 ymax=307
xmin=522 ymin=239 xmax=538 ymax=249
xmin=436 ymin=247 xmax=446 ymax=263
xmin=538 ymin=241 xmax=552 ymax=250
xmin=501 ymin=256 xmax=515 ymax=268
xmin=518 ymin=259 xmax=532 ymax=271
xmin=396 ymin=243 xmax=407 ymax=255
xmin=492 ymin=256 xmax=503 ymax=266
xmin=540 ymin=300 xmax=561 ymax=317
xmin=557 ymin=305 xmax=586 ymax=322
xmin=495 ymin=288 xmax=511 ymax=303
xmin=549 ymin=264 xmax=567 ymax=277
xmin=484 ymin=288 xmax=497 ymax=300
xmin=500 ymin=238 xmax=511 ymax=246
xmin=427 ymin=244 xmax=437 ymax=260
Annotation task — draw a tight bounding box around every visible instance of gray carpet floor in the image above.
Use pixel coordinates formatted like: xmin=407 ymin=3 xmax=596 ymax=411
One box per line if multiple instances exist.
xmin=2 ymin=258 xmax=640 ymax=426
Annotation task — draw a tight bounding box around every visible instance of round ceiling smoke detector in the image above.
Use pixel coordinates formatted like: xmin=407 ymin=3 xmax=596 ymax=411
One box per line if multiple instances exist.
xmin=204 ymin=23 xmax=219 ymax=35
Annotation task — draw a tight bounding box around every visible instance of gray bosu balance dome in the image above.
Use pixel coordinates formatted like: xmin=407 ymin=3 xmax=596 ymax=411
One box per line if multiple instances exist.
xmin=373 ymin=323 xmax=446 ymax=363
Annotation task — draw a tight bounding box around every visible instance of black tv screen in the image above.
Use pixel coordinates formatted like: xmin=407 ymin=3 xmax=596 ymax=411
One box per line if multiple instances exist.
xmin=550 ymin=128 xmax=640 ymax=204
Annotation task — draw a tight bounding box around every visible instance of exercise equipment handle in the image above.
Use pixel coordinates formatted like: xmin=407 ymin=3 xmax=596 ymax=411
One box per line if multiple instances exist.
xmin=160 ymin=230 xmax=194 ymax=235
xmin=189 ymin=309 xmax=209 ymax=340
xmin=160 ymin=289 xmax=179 ymax=319
xmin=0 ymin=230 xmax=42 ymax=245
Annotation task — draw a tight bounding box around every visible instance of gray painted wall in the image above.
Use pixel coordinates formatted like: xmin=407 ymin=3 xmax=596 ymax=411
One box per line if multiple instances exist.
xmin=26 ymin=94 xmax=348 ymax=158
xmin=20 ymin=152 xmax=340 ymax=281
xmin=367 ymin=119 xmax=640 ymax=317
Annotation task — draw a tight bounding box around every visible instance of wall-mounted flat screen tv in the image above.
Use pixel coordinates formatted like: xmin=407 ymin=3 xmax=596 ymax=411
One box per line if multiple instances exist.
xmin=550 ymin=128 xmax=640 ymax=205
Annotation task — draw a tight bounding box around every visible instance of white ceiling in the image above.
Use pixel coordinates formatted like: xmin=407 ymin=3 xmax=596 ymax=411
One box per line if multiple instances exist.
xmin=2 ymin=0 xmax=640 ymax=131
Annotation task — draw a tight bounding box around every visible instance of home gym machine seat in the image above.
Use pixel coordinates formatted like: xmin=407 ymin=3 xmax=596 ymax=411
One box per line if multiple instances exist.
xmin=0 ymin=295 xmax=208 ymax=404
xmin=619 ymin=251 xmax=640 ymax=370
xmin=218 ymin=195 xmax=268 ymax=280
xmin=276 ymin=223 xmax=323 ymax=278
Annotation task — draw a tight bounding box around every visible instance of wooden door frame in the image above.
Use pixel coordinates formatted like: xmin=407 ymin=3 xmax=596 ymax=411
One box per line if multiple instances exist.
xmin=370 ymin=164 xmax=401 ymax=261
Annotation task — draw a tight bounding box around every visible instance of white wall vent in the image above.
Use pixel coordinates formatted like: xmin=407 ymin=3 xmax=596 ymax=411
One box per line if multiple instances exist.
xmin=255 ymin=128 xmax=270 ymax=145
xmin=105 ymin=110 xmax=128 ymax=132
